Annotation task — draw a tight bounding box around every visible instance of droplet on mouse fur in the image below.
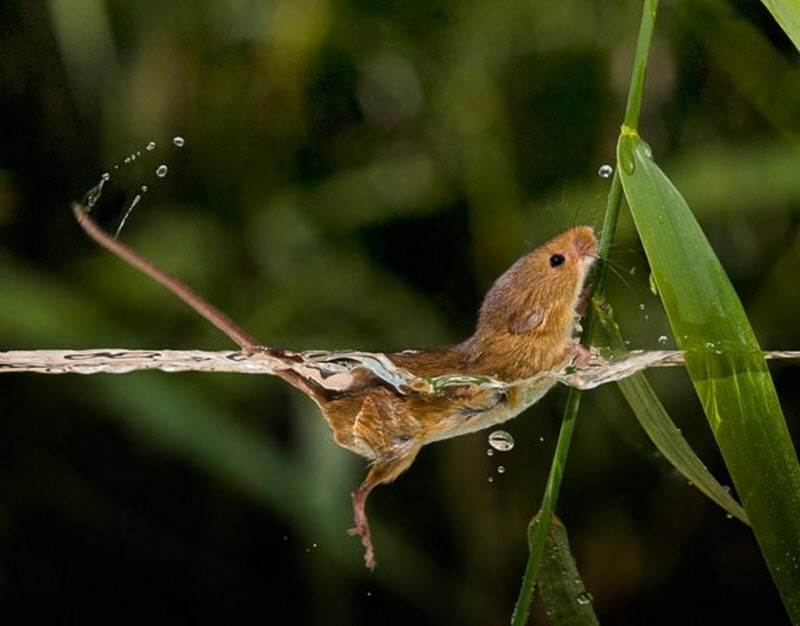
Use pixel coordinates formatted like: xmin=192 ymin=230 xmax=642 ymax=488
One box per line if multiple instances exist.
xmin=173 ymin=136 xmax=185 ymax=147
xmin=597 ymin=164 xmax=613 ymax=178
xmin=488 ymin=430 xmax=514 ymax=452
xmin=156 ymin=164 xmax=168 ymax=178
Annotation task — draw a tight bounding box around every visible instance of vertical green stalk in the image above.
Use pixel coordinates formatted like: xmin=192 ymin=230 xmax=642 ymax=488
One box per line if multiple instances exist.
xmin=511 ymin=1 xmax=659 ymax=623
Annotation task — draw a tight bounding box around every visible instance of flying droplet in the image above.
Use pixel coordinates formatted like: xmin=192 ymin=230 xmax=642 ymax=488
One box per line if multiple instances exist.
xmin=486 ymin=449 xmax=495 ymax=457
xmin=497 ymin=465 xmax=506 ymax=474
xmin=597 ymin=164 xmax=613 ymax=178
xmin=156 ymin=164 xmax=168 ymax=178
xmin=658 ymin=335 xmax=667 ymax=345
xmin=101 ymin=172 xmax=110 ymax=181
xmin=488 ymin=430 xmax=515 ymax=452
xmin=114 ymin=194 xmax=142 ymax=239
xmin=173 ymin=136 xmax=185 ymax=147
xmin=146 ymin=141 xmax=156 ymax=151
xmin=141 ymin=185 xmax=148 ymax=193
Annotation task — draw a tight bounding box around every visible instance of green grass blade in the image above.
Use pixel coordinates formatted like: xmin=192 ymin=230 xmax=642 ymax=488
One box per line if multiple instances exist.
xmin=511 ymin=389 xmax=583 ymax=626
xmin=594 ymin=305 xmax=749 ymax=524
xmin=618 ymin=128 xmax=800 ymax=620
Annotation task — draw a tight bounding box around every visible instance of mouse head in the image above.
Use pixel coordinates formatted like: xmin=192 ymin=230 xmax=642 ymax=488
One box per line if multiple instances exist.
xmin=476 ymin=226 xmax=598 ymax=340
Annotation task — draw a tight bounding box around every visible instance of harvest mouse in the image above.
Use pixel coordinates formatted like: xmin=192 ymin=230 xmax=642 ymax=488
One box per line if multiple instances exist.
xmin=73 ymin=204 xmax=597 ymax=568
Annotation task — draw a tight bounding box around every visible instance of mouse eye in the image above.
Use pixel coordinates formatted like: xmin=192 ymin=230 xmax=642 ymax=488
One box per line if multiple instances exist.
xmin=549 ymin=253 xmax=565 ymax=268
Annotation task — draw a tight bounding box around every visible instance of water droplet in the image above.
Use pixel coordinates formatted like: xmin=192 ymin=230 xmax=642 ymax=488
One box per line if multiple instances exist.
xmin=639 ymin=303 xmax=646 ymax=311
xmin=619 ymin=136 xmax=637 ymax=174
xmin=156 ymin=164 xmax=168 ymax=178
xmin=576 ymin=591 xmax=594 ymax=605
xmin=114 ymin=194 xmax=142 ymax=239
xmin=146 ymin=141 xmax=156 ymax=151
xmin=101 ymin=172 xmax=110 ymax=181
xmin=488 ymin=430 xmax=515 ymax=452
xmin=597 ymin=164 xmax=613 ymax=178
xmin=486 ymin=449 xmax=495 ymax=457
xmin=173 ymin=136 xmax=185 ymax=147
xmin=488 ymin=476 xmax=495 ymax=483
xmin=140 ymin=185 xmax=148 ymax=193
xmin=539 ymin=436 xmax=545 ymax=443
xmin=658 ymin=335 xmax=667 ymax=345
xmin=124 ymin=156 xmax=132 ymax=164
xmin=497 ymin=465 xmax=506 ymax=474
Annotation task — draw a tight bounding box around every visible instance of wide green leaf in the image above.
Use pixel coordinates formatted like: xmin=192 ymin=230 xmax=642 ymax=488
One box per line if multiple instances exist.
xmin=761 ymin=0 xmax=800 ymax=53
xmin=618 ymin=128 xmax=800 ymax=620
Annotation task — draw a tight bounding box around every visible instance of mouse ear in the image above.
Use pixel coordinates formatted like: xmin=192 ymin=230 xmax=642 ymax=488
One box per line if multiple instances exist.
xmin=507 ymin=307 xmax=545 ymax=334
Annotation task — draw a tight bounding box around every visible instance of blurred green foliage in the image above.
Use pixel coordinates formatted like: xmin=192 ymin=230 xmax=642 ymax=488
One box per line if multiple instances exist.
xmin=0 ymin=0 xmax=798 ymax=623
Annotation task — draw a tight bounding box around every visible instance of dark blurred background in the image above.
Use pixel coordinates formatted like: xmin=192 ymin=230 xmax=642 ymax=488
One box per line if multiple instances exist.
xmin=1 ymin=0 xmax=799 ymax=623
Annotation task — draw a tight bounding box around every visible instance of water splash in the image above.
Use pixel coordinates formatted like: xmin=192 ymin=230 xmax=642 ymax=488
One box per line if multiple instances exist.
xmin=114 ymin=194 xmax=142 ymax=239
xmin=83 ymin=172 xmax=111 ymax=209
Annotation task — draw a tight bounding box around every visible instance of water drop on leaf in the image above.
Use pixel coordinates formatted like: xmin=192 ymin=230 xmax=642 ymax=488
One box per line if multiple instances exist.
xmin=576 ymin=591 xmax=594 ymax=605
xmin=649 ymin=272 xmax=658 ymax=295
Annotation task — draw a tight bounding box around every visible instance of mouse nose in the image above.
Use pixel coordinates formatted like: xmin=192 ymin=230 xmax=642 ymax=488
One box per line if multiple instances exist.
xmin=572 ymin=226 xmax=598 ymax=257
